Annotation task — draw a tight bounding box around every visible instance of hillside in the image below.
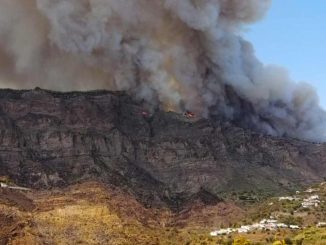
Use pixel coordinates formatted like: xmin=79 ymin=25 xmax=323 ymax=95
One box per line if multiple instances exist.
xmin=0 ymin=181 xmax=325 ymax=244
xmin=0 ymin=181 xmax=243 ymax=244
xmin=0 ymin=88 xmax=326 ymax=210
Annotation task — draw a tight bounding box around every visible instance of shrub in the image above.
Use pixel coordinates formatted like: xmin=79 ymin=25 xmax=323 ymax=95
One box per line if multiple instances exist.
xmin=284 ymin=238 xmax=293 ymax=245
xmin=223 ymin=239 xmax=233 ymax=245
xmin=233 ymin=237 xmax=251 ymax=245
xmin=272 ymin=241 xmax=283 ymax=245
xmin=295 ymin=239 xmax=303 ymax=245
xmin=266 ymin=236 xmax=274 ymax=243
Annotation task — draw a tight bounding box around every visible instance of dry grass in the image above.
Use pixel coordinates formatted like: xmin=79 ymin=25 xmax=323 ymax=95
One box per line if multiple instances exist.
xmin=0 ymin=181 xmax=325 ymax=245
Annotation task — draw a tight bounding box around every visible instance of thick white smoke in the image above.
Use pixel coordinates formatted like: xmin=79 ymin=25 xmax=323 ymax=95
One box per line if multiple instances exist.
xmin=0 ymin=0 xmax=325 ymax=141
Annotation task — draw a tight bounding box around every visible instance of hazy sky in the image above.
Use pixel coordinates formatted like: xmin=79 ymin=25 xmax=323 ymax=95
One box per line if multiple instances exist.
xmin=245 ymin=0 xmax=326 ymax=109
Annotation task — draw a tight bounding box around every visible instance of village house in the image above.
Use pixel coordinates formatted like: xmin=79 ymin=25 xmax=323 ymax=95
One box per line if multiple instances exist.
xmin=317 ymin=222 xmax=326 ymax=228
xmin=289 ymin=225 xmax=300 ymax=229
xmin=210 ymin=228 xmax=235 ymax=236
xmin=210 ymin=218 xmax=301 ymax=236
xmin=302 ymin=195 xmax=320 ymax=208
xmin=304 ymin=188 xmax=319 ymax=193
xmin=278 ymin=196 xmax=299 ymax=201
xmin=0 ymin=182 xmax=8 ymax=188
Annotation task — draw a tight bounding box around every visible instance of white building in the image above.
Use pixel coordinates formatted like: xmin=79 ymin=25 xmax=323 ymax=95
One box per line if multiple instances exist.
xmin=302 ymin=195 xmax=320 ymax=208
xmin=260 ymin=219 xmax=277 ymax=224
xmin=210 ymin=218 xmax=301 ymax=236
xmin=0 ymin=182 xmax=8 ymax=188
xmin=210 ymin=228 xmax=235 ymax=236
xmin=277 ymin=223 xmax=288 ymax=228
xmin=238 ymin=226 xmax=252 ymax=233
xmin=278 ymin=196 xmax=299 ymax=201
xmin=317 ymin=222 xmax=326 ymax=228
xmin=304 ymin=188 xmax=319 ymax=193
xmin=289 ymin=225 xmax=300 ymax=229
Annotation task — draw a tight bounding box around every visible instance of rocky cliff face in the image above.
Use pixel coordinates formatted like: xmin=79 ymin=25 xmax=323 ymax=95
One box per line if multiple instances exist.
xmin=0 ymin=88 xmax=325 ymax=209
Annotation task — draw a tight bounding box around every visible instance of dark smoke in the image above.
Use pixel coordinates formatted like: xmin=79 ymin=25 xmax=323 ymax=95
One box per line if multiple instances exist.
xmin=0 ymin=0 xmax=325 ymax=141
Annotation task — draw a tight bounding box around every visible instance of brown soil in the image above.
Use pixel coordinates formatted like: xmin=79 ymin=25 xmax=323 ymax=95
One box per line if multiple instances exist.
xmin=0 ymin=182 xmax=244 ymax=244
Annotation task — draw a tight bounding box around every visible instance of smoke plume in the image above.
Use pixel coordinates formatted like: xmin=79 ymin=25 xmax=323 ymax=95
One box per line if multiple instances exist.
xmin=0 ymin=0 xmax=325 ymax=141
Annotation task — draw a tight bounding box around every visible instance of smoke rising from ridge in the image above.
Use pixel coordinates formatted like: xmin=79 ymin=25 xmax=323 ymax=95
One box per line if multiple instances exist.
xmin=0 ymin=0 xmax=325 ymax=141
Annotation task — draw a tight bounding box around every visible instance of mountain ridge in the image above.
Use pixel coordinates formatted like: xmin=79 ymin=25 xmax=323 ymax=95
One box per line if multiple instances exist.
xmin=0 ymin=88 xmax=325 ymax=210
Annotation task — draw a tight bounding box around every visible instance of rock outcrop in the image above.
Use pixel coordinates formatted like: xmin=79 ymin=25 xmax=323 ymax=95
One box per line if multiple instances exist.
xmin=0 ymin=88 xmax=325 ymax=209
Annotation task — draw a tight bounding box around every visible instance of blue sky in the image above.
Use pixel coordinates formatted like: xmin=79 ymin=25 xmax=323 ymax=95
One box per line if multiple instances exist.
xmin=244 ymin=0 xmax=326 ymax=108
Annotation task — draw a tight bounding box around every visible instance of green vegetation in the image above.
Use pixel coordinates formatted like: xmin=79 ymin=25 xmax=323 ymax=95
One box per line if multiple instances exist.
xmin=293 ymin=227 xmax=326 ymax=245
xmin=278 ymin=215 xmax=303 ymax=226
xmin=0 ymin=176 xmax=14 ymax=185
xmin=1 ymin=181 xmax=325 ymax=244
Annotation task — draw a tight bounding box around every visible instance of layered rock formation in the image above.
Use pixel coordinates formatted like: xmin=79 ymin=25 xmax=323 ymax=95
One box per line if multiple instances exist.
xmin=0 ymin=88 xmax=325 ymax=209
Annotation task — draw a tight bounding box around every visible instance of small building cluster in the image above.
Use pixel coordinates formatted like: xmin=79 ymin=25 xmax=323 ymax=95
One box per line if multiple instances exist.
xmin=302 ymin=195 xmax=320 ymax=208
xmin=210 ymin=218 xmax=300 ymax=236
xmin=317 ymin=222 xmax=326 ymax=228
xmin=278 ymin=196 xmax=299 ymax=201
xmin=277 ymin=192 xmax=322 ymax=209
xmin=304 ymin=188 xmax=320 ymax=193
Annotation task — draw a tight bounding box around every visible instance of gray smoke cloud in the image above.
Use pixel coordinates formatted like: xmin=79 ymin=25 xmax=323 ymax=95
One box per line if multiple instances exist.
xmin=0 ymin=0 xmax=325 ymax=141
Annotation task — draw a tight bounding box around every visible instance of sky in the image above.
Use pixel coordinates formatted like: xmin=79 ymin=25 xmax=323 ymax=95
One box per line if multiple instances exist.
xmin=244 ymin=0 xmax=326 ymax=109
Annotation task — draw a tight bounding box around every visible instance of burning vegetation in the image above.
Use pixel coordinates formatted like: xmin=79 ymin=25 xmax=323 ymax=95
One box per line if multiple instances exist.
xmin=184 ymin=111 xmax=196 ymax=119
xmin=0 ymin=0 xmax=325 ymax=141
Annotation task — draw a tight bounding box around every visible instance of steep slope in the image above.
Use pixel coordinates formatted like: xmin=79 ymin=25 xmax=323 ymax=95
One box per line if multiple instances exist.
xmin=0 ymin=182 xmax=243 ymax=245
xmin=0 ymin=88 xmax=325 ymax=209
xmin=0 ymin=182 xmax=325 ymax=245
